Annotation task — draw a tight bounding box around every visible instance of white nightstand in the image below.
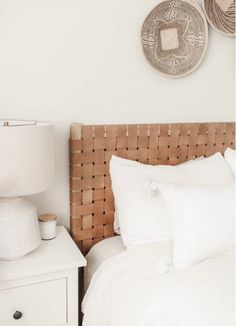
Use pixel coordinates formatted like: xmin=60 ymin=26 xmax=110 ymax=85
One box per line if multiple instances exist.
xmin=0 ymin=226 xmax=86 ymax=326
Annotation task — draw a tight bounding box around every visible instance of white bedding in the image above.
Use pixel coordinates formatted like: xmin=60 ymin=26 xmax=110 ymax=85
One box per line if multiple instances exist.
xmin=84 ymin=236 xmax=125 ymax=290
xmin=82 ymin=244 xmax=235 ymax=326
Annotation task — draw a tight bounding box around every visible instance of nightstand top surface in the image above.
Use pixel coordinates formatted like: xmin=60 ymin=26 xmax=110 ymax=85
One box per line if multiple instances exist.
xmin=0 ymin=226 xmax=86 ymax=282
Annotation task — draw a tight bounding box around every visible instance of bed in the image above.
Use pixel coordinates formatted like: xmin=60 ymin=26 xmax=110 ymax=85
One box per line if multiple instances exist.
xmin=69 ymin=122 xmax=235 ymax=326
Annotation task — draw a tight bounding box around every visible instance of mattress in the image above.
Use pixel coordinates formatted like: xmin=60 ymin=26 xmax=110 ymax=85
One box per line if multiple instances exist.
xmin=84 ymin=236 xmax=125 ymax=290
xmin=82 ymin=242 xmax=235 ymax=326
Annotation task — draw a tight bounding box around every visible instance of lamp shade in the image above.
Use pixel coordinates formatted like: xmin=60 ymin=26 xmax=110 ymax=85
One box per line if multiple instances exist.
xmin=0 ymin=120 xmax=54 ymax=197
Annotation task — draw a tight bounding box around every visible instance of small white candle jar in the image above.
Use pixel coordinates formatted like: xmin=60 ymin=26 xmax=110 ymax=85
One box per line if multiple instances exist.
xmin=38 ymin=214 xmax=57 ymax=240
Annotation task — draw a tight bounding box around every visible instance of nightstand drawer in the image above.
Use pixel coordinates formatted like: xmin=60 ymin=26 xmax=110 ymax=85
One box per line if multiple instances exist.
xmin=0 ymin=278 xmax=67 ymax=326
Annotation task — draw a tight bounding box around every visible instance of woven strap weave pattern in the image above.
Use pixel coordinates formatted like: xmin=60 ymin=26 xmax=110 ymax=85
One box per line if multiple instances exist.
xmin=70 ymin=122 xmax=235 ymax=254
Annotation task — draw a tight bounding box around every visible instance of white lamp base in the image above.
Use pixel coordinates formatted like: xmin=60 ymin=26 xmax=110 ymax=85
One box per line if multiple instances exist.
xmin=0 ymin=197 xmax=41 ymax=260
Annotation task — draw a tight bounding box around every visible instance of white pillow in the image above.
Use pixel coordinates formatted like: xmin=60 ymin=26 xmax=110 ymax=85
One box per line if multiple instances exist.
xmin=158 ymin=182 xmax=235 ymax=269
xmin=224 ymin=148 xmax=236 ymax=177
xmin=110 ymin=153 xmax=234 ymax=248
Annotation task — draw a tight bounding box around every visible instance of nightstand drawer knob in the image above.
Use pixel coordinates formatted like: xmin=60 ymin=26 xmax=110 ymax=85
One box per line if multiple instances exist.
xmin=13 ymin=311 xmax=22 ymax=320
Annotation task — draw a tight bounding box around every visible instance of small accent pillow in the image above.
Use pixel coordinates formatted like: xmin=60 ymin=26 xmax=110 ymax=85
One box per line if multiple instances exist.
xmin=110 ymin=153 xmax=234 ymax=248
xmin=224 ymin=148 xmax=236 ymax=177
xmin=158 ymin=182 xmax=235 ymax=269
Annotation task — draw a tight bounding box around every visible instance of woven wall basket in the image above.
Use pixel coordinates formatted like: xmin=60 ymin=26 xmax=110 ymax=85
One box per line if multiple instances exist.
xmin=203 ymin=0 xmax=235 ymax=36
xmin=141 ymin=0 xmax=208 ymax=78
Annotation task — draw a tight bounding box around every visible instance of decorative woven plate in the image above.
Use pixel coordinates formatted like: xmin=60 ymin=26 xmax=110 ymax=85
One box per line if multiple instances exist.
xmin=141 ymin=0 xmax=208 ymax=78
xmin=204 ymin=0 xmax=235 ymax=36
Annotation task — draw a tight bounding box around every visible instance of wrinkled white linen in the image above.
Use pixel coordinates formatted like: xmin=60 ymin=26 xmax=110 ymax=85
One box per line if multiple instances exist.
xmin=82 ymin=245 xmax=234 ymax=326
xmin=84 ymin=236 xmax=125 ymax=290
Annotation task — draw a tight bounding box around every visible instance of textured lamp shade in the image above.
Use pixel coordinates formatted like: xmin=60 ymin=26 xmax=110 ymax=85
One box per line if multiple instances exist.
xmin=0 ymin=120 xmax=55 ymax=260
xmin=0 ymin=120 xmax=54 ymax=197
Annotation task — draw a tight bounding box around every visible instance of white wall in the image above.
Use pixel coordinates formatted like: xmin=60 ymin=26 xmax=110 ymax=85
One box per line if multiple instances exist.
xmin=0 ymin=0 xmax=235 ymax=227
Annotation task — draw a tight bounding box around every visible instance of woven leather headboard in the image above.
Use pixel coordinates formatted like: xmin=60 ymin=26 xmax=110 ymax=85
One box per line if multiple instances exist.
xmin=70 ymin=122 xmax=235 ymax=254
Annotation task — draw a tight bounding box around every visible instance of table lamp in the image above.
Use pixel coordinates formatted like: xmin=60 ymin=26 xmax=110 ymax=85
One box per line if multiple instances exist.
xmin=0 ymin=120 xmax=54 ymax=260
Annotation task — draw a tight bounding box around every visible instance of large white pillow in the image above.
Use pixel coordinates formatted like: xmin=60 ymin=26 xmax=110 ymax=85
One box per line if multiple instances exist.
xmin=158 ymin=182 xmax=235 ymax=269
xmin=110 ymin=153 xmax=234 ymax=248
xmin=224 ymin=148 xmax=236 ymax=177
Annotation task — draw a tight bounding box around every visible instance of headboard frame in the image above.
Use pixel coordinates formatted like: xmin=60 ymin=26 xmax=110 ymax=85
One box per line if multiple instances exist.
xmin=70 ymin=122 xmax=235 ymax=254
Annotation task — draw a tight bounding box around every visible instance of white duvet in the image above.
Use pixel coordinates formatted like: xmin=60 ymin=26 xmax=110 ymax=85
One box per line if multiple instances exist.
xmin=82 ymin=244 xmax=235 ymax=326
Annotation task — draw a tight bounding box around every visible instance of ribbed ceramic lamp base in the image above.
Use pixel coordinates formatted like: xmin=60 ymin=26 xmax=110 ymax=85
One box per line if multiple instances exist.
xmin=0 ymin=197 xmax=41 ymax=260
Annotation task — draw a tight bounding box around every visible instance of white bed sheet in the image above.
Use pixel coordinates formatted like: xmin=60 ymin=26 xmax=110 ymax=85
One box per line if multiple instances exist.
xmin=84 ymin=236 xmax=125 ymax=290
xmin=82 ymin=243 xmax=235 ymax=326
